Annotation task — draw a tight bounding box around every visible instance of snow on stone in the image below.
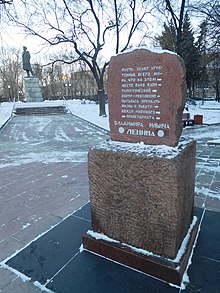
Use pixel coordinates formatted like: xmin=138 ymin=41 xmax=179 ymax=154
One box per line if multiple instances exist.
xmin=0 ymin=102 xmax=14 ymax=128
xmin=138 ymin=46 xmax=177 ymax=55
xmin=0 ymin=151 xmax=88 ymax=168
xmin=111 ymin=46 xmax=177 ymax=58
xmin=33 ymin=281 xmax=55 ymax=293
xmin=15 ymin=100 xmax=64 ymax=108
xmin=207 ymin=139 xmax=220 ymax=144
xmin=54 ymin=127 xmax=72 ymax=142
xmin=87 ymin=230 xmax=119 ymax=244
xmin=174 ymin=216 xmax=197 ymax=262
xmin=74 ymin=126 xmax=83 ymax=132
xmin=0 ymin=262 xmax=31 ymax=283
xmin=22 ymin=223 xmax=31 ymax=230
xmin=179 ymin=209 xmax=206 ymax=289
xmin=87 ymin=216 xmax=197 ymax=263
xmin=195 ymin=186 xmax=219 ymax=198
xmin=93 ymin=137 xmax=194 ymax=159
xmin=79 ymin=244 xmax=84 ymax=253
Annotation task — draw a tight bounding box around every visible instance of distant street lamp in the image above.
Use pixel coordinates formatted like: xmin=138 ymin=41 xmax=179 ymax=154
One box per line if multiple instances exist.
xmin=18 ymin=90 xmax=22 ymax=101
xmin=68 ymin=83 xmax=73 ymax=99
xmin=64 ymin=83 xmax=68 ymax=97
xmin=64 ymin=83 xmax=72 ymax=98
xmin=7 ymin=85 xmax=11 ymax=101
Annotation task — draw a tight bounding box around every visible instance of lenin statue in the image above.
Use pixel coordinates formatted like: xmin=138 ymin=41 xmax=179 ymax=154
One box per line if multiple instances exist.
xmin=22 ymin=46 xmax=34 ymax=77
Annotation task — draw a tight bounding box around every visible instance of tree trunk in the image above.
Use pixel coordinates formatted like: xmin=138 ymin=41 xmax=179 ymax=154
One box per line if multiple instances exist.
xmin=216 ymin=86 xmax=220 ymax=102
xmin=98 ymin=89 xmax=107 ymax=116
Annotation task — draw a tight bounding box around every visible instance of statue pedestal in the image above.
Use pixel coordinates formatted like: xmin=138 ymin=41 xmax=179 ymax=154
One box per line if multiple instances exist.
xmin=83 ymin=139 xmax=198 ymax=285
xmin=24 ymin=77 xmax=43 ymax=102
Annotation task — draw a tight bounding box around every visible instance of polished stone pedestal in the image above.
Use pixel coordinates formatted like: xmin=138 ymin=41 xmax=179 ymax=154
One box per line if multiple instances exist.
xmin=83 ymin=217 xmax=199 ymax=286
xmin=24 ymin=77 xmax=43 ymax=102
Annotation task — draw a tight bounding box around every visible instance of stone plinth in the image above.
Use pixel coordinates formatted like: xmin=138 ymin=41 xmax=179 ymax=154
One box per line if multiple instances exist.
xmin=24 ymin=77 xmax=43 ymax=102
xmin=107 ymin=48 xmax=186 ymax=147
xmin=83 ymin=215 xmax=199 ymax=286
xmin=87 ymin=139 xmax=196 ymax=259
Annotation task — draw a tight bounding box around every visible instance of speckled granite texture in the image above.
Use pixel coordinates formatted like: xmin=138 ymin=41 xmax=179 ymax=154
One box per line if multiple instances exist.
xmin=88 ymin=140 xmax=196 ymax=259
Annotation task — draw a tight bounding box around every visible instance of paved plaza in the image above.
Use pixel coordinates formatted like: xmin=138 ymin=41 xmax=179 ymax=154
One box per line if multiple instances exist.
xmin=0 ymin=113 xmax=219 ymax=292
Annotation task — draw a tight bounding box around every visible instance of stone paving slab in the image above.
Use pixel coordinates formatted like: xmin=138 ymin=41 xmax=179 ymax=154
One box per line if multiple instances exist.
xmin=0 ymin=114 xmax=109 ymax=292
xmin=4 ymin=203 xmax=220 ymax=293
xmin=0 ymin=162 xmax=90 ymax=262
xmin=0 ymin=272 xmax=46 ymax=293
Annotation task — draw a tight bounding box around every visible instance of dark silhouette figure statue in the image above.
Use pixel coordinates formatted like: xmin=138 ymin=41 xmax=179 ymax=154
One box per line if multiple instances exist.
xmin=22 ymin=46 xmax=34 ymax=77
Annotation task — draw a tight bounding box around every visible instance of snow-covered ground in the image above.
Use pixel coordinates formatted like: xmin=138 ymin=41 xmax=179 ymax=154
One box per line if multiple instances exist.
xmin=186 ymin=100 xmax=220 ymax=126
xmin=67 ymin=100 xmax=110 ymax=130
xmin=0 ymin=102 xmax=15 ymax=129
xmin=1 ymin=98 xmax=220 ymax=136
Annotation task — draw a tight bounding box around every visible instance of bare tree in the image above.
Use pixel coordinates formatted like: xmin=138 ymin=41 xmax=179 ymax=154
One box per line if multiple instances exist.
xmin=207 ymin=53 xmax=220 ymax=102
xmin=190 ymin=1 xmax=220 ymax=100
xmin=146 ymin=0 xmax=189 ymax=54
xmin=0 ymin=47 xmax=22 ymax=101
xmin=190 ymin=1 xmax=219 ymax=50
xmin=148 ymin=0 xmax=219 ymax=100
xmin=8 ymin=0 xmax=150 ymax=116
xmin=0 ymin=1 xmax=12 ymax=3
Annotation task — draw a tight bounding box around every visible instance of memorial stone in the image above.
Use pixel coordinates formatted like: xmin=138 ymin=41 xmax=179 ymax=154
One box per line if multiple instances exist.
xmin=83 ymin=48 xmax=197 ymax=286
xmin=108 ymin=48 xmax=186 ymax=147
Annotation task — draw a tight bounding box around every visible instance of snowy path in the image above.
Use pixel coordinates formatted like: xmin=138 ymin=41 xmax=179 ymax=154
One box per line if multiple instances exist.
xmin=0 ymin=112 xmax=109 ymax=286
xmin=0 ymin=114 xmax=109 ymax=168
xmin=183 ymin=125 xmax=220 ymax=201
